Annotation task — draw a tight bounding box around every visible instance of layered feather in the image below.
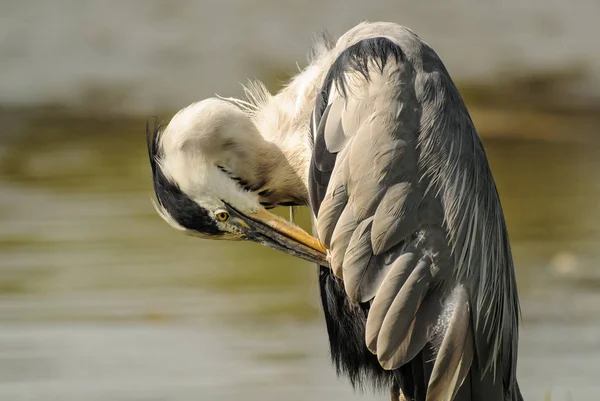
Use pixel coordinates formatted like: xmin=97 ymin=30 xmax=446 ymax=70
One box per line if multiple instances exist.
xmin=307 ymin=24 xmax=522 ymax=401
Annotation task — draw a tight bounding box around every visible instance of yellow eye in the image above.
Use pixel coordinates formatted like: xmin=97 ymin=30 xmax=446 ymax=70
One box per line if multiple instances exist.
xmin=215 ymin=210 xmax=229 ymax=222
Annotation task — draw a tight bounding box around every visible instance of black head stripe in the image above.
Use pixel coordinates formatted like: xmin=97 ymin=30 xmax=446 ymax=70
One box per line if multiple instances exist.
xmin=152 ymin=168 xmax=222 ymax=235
xmin=146 ymin=118 xmax=222 ymax=235
xmin=146 ymin=116 xmax=161 ymax=177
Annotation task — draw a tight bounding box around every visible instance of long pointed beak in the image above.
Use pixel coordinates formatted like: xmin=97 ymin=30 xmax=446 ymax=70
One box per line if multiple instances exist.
xmin=232 ymin=208 xmax=328 ymax=266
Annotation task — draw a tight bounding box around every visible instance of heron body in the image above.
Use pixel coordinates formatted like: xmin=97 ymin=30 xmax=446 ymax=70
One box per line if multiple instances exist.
xmin=147 ymin=22 xmax=523 ymax=401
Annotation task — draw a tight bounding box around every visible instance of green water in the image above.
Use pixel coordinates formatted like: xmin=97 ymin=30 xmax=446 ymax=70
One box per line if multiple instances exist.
xmin=0 ymin=108 xmax=599 ymax=400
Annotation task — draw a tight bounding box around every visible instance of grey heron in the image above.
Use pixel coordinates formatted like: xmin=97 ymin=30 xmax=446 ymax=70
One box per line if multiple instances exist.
xmin=146 ymin=22 xmax=523 ymax=401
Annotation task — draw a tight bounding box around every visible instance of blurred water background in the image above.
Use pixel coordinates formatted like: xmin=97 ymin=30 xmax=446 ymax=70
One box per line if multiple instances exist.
xmin=1 ymin=1 xmax=600 ymax=400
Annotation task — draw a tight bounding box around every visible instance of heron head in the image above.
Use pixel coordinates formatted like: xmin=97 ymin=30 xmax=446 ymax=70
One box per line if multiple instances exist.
xmin=146 ymin=98 xmax=327 ymax=265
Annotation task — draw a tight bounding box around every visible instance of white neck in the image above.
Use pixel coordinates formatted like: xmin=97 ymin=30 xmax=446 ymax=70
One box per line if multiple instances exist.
xmin=251 ymin=49 xmax=335 ymax=194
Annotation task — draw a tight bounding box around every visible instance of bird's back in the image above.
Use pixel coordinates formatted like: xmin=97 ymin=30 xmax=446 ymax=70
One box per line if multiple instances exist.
xmin=307 ymin=22 xmax=523 ymax=401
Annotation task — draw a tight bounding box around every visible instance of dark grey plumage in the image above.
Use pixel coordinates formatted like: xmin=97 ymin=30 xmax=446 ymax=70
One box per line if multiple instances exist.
xmin=309 ymin=24 xmax=523 ymax=401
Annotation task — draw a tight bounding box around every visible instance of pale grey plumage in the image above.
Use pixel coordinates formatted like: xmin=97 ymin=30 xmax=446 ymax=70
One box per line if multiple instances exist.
xmin=308 ymin=22 xmax=522 ymax=401
xmin=371 ymin=182 xmax=421 ymax=255
xmin=426 ymin=285 xmax=474 ymax=401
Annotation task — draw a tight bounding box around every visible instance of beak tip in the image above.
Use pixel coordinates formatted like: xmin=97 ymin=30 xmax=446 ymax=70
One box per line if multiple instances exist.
xmin=241 ymin=208 xmax=330 ymax=267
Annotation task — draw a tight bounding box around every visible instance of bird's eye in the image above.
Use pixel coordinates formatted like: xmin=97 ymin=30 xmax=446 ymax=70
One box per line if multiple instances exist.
xmin=215 ymin=210 xmax=229 ymax=222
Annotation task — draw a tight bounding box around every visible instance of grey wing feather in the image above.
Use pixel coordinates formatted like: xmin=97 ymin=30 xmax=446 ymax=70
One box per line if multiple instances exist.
xmin=328 ymin=205 xmax=358 ymax=278
xmin=316 ymin=143 xmax=351 ymax=248
xmin=389 ymin=289 xmax=443 ymax=369
xmin=426 ymin=285 xmax=474 ymax=401
xmin=376 ymin=256 xmax=432 ymax=369
xmin=342 ymin=217 xmax=376 ymax=301
xmin=371 ymin=182 xmax=420 ymax=255
xmin=308 ymin=29 xmax=522 ymax=401
xmin=346 ymin=123 xmax=390 ymax=221
xmin=316 ymin=179 xmax=347 ymax=248
xmin=324 ymin=99 xmax=350 ymax=153
xmin=365 ymin=251 xmax=417 ymax=353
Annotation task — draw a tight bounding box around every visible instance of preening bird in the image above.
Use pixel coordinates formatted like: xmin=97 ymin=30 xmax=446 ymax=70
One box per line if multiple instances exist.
xmin=146 ymin=22 xmax=523 ymax=401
